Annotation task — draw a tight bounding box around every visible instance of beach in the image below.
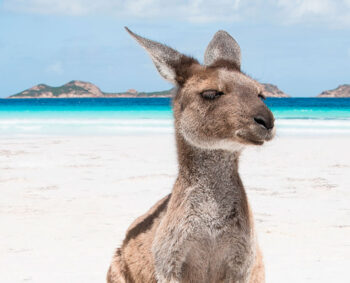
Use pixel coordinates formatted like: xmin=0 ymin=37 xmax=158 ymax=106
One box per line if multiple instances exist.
xmin=2 ymin=1 xmax=350 ymax=281
xmin=1 ymin=133 xmax=350 ymax=282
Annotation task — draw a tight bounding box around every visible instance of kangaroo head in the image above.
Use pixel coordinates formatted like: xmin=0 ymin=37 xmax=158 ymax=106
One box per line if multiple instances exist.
xmin=126 ymin=27 xmax=275 ymax=151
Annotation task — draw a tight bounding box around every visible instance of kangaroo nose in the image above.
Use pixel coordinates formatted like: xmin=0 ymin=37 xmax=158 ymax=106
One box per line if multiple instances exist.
xmin=254 ymin=116 xmax=274 ymax=130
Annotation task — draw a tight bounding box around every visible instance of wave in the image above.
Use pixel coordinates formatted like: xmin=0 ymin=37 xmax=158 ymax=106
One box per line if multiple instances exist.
xmin=276 ymin=119 xmax=350 ymax=128
xmin=0 ymin=118 xmax=173 ymax=126
xmin=1 ymin=117 xmax=350 ymax=136
xmin=1 ymin=118 xmax=350 ymax=128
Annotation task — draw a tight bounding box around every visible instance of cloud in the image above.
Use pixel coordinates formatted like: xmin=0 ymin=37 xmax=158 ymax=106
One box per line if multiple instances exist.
xmin=2 ymin=0 xmax=98 ymax=15
xmin=2 ymin=0 xmax=350 ymax=27
xmin=2 ymin=0 xmax=243 ymax=22
xmin=46 ymin=62 xmax=63 ymax=75
xmin=276 ymin=0 xmax=350 ymax=27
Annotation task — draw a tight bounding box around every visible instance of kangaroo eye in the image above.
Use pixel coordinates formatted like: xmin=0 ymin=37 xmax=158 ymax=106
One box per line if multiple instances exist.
xmin=258 ymin=93 xmax=266 ymax=100
xmin=200 ymin=90 xmax=224 ymax=100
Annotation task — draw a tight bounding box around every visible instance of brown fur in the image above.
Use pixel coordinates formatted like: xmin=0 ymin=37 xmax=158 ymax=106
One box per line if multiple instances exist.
xmin=107 ymin=29 xmax=274 ymax=283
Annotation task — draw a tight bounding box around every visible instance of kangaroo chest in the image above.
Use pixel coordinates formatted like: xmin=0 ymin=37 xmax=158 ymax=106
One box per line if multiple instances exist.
xmin=179 ymin=183 xmax=255 ymax=282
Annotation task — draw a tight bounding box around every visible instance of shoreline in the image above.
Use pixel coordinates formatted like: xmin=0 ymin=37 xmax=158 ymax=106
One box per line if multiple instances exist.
xmin=3 ymin=96 xmax=173 ymax=99
xmin=3 ymin=96 xmax=350 ymax=99
xmin=3 ymin=96 xmax=350 ymax=100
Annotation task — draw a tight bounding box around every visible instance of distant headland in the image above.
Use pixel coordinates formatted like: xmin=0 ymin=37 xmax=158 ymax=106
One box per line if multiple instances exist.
xmin=7 ymin=80 xmax=291 ymax=98
xmin=317 ymin=84 xmax=350 ymax=98
xmin=7 ymin=81 xmax=171 ymax=99
xmin=6 ymin=81 xmax=350 ymax=98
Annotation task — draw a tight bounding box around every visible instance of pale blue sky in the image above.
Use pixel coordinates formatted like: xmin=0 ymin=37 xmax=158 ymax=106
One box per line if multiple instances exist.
xmin=0 ymin=0 xmax=349 ymax=97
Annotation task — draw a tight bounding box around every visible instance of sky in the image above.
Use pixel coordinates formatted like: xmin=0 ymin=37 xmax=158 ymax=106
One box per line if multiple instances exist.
xmin=0 ymin=0 xmax=349 ymax=97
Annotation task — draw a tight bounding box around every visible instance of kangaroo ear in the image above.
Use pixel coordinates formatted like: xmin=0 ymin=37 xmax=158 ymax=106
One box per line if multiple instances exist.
xmin=125 ymin=27 xmax=198 ymax=85
xmin=204 ymin=30 xmax=241 ymax=70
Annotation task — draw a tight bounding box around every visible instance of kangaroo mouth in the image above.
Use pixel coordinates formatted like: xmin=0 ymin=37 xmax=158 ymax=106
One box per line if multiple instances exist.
xmin=235 ymin=126 xmax=275 ymax=146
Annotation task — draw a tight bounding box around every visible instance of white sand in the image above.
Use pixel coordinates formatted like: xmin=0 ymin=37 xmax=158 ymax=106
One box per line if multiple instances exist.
xmin=0 ymin=135 xmax=349 ymax=282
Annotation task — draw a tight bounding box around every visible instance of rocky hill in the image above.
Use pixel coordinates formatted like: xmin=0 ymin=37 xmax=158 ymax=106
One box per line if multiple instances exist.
xmin=317 ymin=84 xmax=350 ymax=98
xmin=8 ymin=80 xmax=289 ymax=98
xmin=261 ymin=83 xmax=290 ymax=97
xmin=9 ymin=81 xmax=104 ymax=98
xmin=9 ymin=81 xmax=172 ymax=98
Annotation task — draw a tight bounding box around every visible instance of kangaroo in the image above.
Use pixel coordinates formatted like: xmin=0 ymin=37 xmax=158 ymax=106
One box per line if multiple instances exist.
xmin=107 ymin=27 xmax=275 ymax=283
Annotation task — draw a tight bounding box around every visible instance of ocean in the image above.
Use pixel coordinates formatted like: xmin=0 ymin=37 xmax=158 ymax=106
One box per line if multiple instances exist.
xmin=0 ymin=98 xmax=350 ymax=137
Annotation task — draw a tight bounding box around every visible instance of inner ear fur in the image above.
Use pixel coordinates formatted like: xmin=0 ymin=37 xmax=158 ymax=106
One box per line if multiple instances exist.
xmin=125 ymin=27 xmax=199 ymax=86
xmin=204 ymin=30 xmax=241 ymax=71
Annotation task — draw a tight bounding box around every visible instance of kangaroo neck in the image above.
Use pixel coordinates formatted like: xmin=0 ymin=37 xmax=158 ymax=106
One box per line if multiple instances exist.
xmin=172 ymin=133 xmax=251 ymax=232
xmin=175 ymin=133 xmax=242 ymax=189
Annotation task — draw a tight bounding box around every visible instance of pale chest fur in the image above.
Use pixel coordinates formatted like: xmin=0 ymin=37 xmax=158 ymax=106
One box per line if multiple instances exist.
xmin=152 ymin=181 xmax=256 ymax=283
xmin=152 ymin=142 xmax=256 ymax=282
xmin=184 ymin=183 xmax=255 ymax=279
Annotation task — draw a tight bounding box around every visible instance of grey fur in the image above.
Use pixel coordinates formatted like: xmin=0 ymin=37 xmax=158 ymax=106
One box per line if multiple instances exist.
xmin=152 ymin=145 xmax=255 ymax=282
xmin=204 ymin=30 xmax=241 ymax=68
xmin=125 ymin=27 xmax=182 ymax=84
xmin=107 ymin=28 xmax=273 ymax=283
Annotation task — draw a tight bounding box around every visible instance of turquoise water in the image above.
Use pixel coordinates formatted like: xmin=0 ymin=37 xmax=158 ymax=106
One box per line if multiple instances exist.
xmin=0 ymin=98 xmax=350 ymax=136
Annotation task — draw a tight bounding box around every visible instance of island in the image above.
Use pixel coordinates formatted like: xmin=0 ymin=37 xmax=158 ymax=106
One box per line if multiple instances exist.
xmin=8 ymin=80 xmax=290 ymax=98
xmin=317 ymin=84 xmax=350 ymax=98
xmin=261 ymin=83 xmax=290 ymax=98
